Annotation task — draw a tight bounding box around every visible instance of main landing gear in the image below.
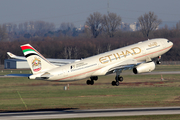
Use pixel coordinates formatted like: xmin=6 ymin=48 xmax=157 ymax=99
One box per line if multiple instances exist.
xmin=86 ymin=76 xmax=98 ymax=85
xmin=111 ymin=70 xmax=123 ymax=86
xmin=111 ymin=75 xmax=123 ymax=86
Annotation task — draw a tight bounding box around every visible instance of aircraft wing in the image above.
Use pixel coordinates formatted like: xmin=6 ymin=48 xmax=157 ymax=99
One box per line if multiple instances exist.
xmin=7 ymin=52 xmax=26 ymax=60
xmin=93 ymin=59 xmax=140 ymax=76
xmin=7 ymin=52 xmax=80 ymax=66
xmin=99 ymin=59 xmax=141 ymax=75
xmin=107 ymin=59 xmax=140 ymax=72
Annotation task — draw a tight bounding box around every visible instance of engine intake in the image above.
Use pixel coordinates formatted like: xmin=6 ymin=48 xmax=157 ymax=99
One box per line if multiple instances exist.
xmin=133 ymin=61 xmax=155 ymax=74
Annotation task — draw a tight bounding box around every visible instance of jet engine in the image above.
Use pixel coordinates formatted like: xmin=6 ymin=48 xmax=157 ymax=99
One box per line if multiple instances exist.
xmin=133 ymin=61 xmax=155 ymax=74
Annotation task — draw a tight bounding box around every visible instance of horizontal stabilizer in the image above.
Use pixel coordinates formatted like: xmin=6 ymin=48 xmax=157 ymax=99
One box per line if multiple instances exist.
xmin=5 ymin=74 xmax=32 ymax=77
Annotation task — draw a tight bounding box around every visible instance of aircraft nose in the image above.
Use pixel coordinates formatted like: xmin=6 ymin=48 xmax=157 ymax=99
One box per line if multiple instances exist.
xmin=168 ymin=40 xmax=173 ymax=47
xmin=162 ymin=39 xmax=173 ymax=49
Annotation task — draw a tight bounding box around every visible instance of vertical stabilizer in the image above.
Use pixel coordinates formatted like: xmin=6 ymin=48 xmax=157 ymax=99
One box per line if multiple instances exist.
xmin=21 ymin=44 xmax=57 ymax=74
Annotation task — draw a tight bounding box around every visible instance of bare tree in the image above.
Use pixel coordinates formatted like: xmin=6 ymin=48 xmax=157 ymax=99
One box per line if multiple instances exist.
xmin=0 ymin=24 xmax=8 ymax=41
xmin=102 ymin=13 xmax=121 ymax=37
xmin=24 ymin=22 xmax=28 ymax=32
xmin=12 ymin=24 xmax=17 ymax=32
xmin=33 ymin=21 xmax=55 ymax=36
xmin=85 ymin=12 xmax=103 ymax=38
xmin=18 ymin=23 xmax=24 ymax=33
xmin=67 ymin=47 xmax=73 ymax=59
xmin=73 ymin=46 xmax=78 ymax=59
xmin=176 ymin=21 xmax=180 ymax=30
xmin=64 ymin=47 xmax=68 ymax=59
xmin=138 ymin=11 xmax=162 ymax=38
xmin=107 ymin=43 xmax=111 ymax=51
xmin=60 ymin=22 xmax=75 ymax=36
xmin=96 ymin=46 xmax=102 ymax=54
xmin=60 ymin=22 xmax=75 ymax=31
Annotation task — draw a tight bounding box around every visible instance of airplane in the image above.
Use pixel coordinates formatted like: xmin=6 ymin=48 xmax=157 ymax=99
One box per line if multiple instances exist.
xmin=8 ymin=38 xmax=173 ymax=86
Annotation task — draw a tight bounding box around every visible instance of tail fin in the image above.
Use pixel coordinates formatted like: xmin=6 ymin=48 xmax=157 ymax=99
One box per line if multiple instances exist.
xmin=21 ymin=44 xmax=57 ymax=74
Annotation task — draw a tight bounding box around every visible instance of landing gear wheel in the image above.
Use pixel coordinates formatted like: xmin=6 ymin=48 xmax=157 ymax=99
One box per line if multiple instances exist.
xmin=119 ymin=77 xmax=123 ymax=82
xmin=111 ymin=81 xmax=119 ymax=86
xmin=91 ymin=76 xmax=98 ymax=81
xmin=111 ymin=81 xmax=116 ymax=86
xmin=86 ymin=80 xmax=91 ymax=85
xmin=86 ymin=80 xmax=94 ymax=85
xmin=116 ymin=81 xmax=119 ymax=86
xmin=90 ymin=80 xmax=94 ymax=85
xmin=115 ymin=76 xmax=123 ymax=82
xmin=156 ymin=61 xmax=161 ymax=64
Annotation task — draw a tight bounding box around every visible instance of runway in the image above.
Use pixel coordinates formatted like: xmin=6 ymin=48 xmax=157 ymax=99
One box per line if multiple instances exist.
xmin=119 ymin=71 xmax=180 ymax=75
xmin=1 ymin=107 xmax=180 ymax=120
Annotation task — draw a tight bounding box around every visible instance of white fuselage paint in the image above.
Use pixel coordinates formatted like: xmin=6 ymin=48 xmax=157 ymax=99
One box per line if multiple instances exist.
xmin=33 ymin=38 xmax=173 ymax=81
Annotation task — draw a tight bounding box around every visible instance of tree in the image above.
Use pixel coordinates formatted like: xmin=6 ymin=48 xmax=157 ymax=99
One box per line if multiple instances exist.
xmin=176 ymin=21 xmax=180 ymax=30
xmin=138 ymin=11 xmax=162 ymax=38
xmin=60 ymin=22 xmax=76 ymax=36
xmin=24 ymin=33 xmax=32 ymax=38
xmin=0 ymin=24 xmax=8 ymax=41
xmin=64 ymin=47 xmax=68 ymax=59
xmin=73 ymin=46 xmax=78 ymax=59
xmin=102 ymin=13 xmax=121 ymax=37
xmin=85 ymin=12 xmax=103 ymax=38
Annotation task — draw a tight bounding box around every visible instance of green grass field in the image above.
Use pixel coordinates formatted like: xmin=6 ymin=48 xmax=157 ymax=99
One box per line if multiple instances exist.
xmin=0 ymin=65 xmax=180 ymax=119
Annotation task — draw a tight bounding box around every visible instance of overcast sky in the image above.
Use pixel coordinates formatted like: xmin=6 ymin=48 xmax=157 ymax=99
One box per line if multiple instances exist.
xmin=0 ymin=0 xmax=180 ymax=28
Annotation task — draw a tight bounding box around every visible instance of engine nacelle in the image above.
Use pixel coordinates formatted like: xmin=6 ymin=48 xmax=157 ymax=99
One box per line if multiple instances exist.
xmin=133 ymin=61 xmax=155 ymax=74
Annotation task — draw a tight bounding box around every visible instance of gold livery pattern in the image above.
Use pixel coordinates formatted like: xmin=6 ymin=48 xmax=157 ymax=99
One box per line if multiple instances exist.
xmin=99 ymin=47 xmax=141 ymax=64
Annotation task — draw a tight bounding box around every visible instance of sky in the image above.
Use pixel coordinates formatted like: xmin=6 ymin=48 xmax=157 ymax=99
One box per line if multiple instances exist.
xmin=0 ymin=0 xmax=180 ymax=28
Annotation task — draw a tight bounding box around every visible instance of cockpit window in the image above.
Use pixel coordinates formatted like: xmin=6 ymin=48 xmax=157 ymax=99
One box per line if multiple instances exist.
xmin=167 ymin=40 xmax=170 ymax=43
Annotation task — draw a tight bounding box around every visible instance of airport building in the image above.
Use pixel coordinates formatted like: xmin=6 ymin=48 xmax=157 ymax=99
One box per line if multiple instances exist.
xmin=4 ymin=59 xmax=29 ymax=69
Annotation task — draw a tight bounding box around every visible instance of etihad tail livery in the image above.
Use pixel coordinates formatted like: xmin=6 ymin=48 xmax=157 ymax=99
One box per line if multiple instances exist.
xmin=11 ymin=38 xmax=173 ymax=86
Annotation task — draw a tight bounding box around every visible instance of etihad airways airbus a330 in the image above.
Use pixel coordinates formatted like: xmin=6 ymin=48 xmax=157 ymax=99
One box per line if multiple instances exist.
xmin=8 ymin=38 xmax=173 ymax=86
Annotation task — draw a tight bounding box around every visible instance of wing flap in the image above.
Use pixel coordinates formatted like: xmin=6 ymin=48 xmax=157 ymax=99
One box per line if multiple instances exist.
xmin=92 ymin=59 xmax=138 ymax=76
xmin=108 ymin=59 xmax=138 ymax=72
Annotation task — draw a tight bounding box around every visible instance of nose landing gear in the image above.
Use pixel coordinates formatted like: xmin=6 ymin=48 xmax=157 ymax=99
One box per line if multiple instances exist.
xmin=156 ymin=56 xmax=161 ymax=64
